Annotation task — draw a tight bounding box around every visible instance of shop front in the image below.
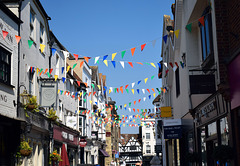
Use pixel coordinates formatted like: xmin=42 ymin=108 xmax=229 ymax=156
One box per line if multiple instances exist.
xmin=194 ymin=91 xmax=231 ymax=166
xmin=53 ymin=124 xmax=79 ymax=166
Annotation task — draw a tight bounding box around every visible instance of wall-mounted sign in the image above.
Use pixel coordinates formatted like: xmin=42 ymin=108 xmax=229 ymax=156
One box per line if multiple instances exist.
xmin=91 ymin=131 xmax=98 ymax=140
xmin=160 ymin=107 xmax=172 ymax=117
xmin=0 ymin=94 xmax=7 ymax=102
xmin=79 ymin=138 xmax=87 ymax=147
xmin=164 ymin=125 xmax=182 ymax=139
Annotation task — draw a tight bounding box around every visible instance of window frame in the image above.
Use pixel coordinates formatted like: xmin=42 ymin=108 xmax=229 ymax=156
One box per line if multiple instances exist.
xmin=146 ymin=133 xmax=150 ymax=140
xmin=175 ymin=67 xmax=180 ymax=97
xmin=30 ymin=9 xmax=36 ymax=41
xmin=0 ymin=46 xmax=11 ymax=85
xmin=146 ymin=145 xmax=151 ymax=154
xmin=40 ymin=22 xmax=44 ymax=44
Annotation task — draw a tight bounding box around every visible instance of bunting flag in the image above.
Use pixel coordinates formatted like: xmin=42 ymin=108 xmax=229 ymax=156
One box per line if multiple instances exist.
xmin=111 ymin=61 xmax=116 ymax=68
xmin=2 ymin=30 xmax=8 ymax=39
xmin=51 ymin=48 xmax=56 ymax=56
xmin=15 ymin=35 xmax=21 ymax=44
xmin=138 ymin=80 xmax=141 ymax=85
xmin=84 ymin=56 xmax=90 ymax=63
xmin=40 ymin=44 xmax=45 ymax=53
xmin=72 ymin=63 xmax=77 ymax=69
xmin=128 ymin=62 xmax=133 ymax=68
xmin=43 ymin=69 xmax=48 ymax=75
xmin=77 ymin=81 xmax=81 ymax=86
xmin=186 ymin=23 xmax=192 ymax=33
xmin=28 ymin=40 xmax=34 ymax=48
xmin=131 ymin=89 xmax=134 ymax=95
xmin=61 ymin=67 xmax=64 ymax=74
xmin=169 ymin=62 xmax=174 ymax=68
xmin=62 ymin=77 xmax=66 ymax=83
xmin=198 ymin=16 xmax=205 ymax=26
xmin=141 ymin=44 xmax=146 ymax=51
xmin=137 ymin=62 xmax=143 ymax=65
xmin=163 ymin=35 xmax=168 ymax=44
xmin=132 ymin=83 xmax=135 ymax=88
xmin=112 ymin=53 xmax=117 ymax=61
xmin=103 ymin=55 xmax=108 ymax=61
xmin=103 ymin=60 xmax=108 ymax=67
xmin=151 ymin=76 xmax=155 ymax=80
xmin=150 ymin=63 xmax=156 ymax=68
xmin=95 ymin=56 xmax=100 ymax=64
xmin=144 ymin=78 xmax=148 ymax=84
xmin=54 ymin=75 xmax=58 ymax=81
xmin=142 ymin=89 xmax=145 ymax=94
xmin=49 ymin=68 xmax=53 ymax=74
xmin=174 ymin=29 xmax=180 ymax=38
xmin=120 ymin=61 xmax=125 ymax=68
xmin=67 ymin=66 xmax=71 ymax=73
xmin=121 ymin=51 xmax=126 ymax=59
xmin=73 ymin=54 xmax=78 ymax=61
xmin=131 ymin=47 xmax=136 ymax=56
xmin=125 ymin=85 xmax=129 ymax=89
xmin=120 ymin=86 xmax=123 ymax=93
xmin=80 ymin=61 xmax=84 ymax=68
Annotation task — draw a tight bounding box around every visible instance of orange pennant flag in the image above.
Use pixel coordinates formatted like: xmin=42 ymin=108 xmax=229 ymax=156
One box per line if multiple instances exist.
xmin=84 ymin=56 xmax=90 ymax=63
xmin=44 ymin=69 xmax=48 ymax=75
xmin=84 ymin=83 xmax=88 ymax=87
xmin=15 ymin=35 xmax=21 ymax=44
xmin=136 ymin=62 xmax=143 ymax=65
xmin=120 ymin=86 xmax=123 ymax=93
xmin=128 ymin=62 xmax=133 ymax=68
xmin=2 ymin=30 xmax=8 ymax=39
xmin=131 ymin=47 xmax=136 ymax=56
xmin=134 ymin=101 xmax=136 ymax=105
xmin=80 ymin=61 xmax=84 ymax=68
xmin=88 ymin=92 xmax=91 ymax=97
xmin=151 ymin=88 xmax=155 ymax=93
xmin=199 ymin=16 xmax=205 ymax=26
xmin=141 ymin=43 xmax=146 ymax=51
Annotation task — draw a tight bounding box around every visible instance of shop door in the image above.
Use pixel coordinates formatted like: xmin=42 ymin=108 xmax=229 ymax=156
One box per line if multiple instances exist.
xmin=206 ymin=140 xmax=218 ymax=166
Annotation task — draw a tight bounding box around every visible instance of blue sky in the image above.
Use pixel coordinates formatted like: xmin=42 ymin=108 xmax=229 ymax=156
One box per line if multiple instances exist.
xmin=41 ymin=0 xmax=174 ymax=134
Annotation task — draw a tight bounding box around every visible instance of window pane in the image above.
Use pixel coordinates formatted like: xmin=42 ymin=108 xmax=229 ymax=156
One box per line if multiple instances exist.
xmin=200 ymin=127 xmax=207 ymax=166
xmin=201 ymin=26 xmax=207 ymax=60
xmin=208 ymin=122 xmax=217 ymax=137
xmin=146 ymin=133 xmax=150 ymax=139
xmin=220 ymin=117 xmax=229 ymax=145
xmin=205 ymin=19 xmax=211 ymax=56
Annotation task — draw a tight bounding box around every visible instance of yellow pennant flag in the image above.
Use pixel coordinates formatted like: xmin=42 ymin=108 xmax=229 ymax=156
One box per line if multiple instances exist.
xmin=89 ymin=100 xmax=92 ymax=104
xmin=103 ymin=60 xmax=108 ymax=67
xmin=109 ymin=89 xmax=112 ymax=94
xmin=112 ymin=53 xmax=117 ymax=61
xmin=97 ymin=85 xmax=101 ymax=89
xmin=150 ymin=63 xmax=156 ymax=68
xmin=124 ymin=104 xmax=127 ymax=108
xmin=174 ymin=29 xmax=180 ymax=38
xmin=80 ymin=92 xmax=82 ymax=97
xmin=58 ymin=89 xmax=60 ymax=94
xmin=40 ymin=44 xmax=45 ymax=53
xmin=36 ymin=68 xmax=39 ymax=75
xmin=153 ymin=93 xmax=156 ymax=98
xmin=144 ymin=78 xmax=148 ymax=83
xmin=131 ymin=89 xmax=134 ymax=95
xmin=67 ymin=66 xmax=71 ymax=72
xmin=54 ymin=75 xmax=58 ymax=81
xmin=123 ymin=124 xmax=125 ymax=127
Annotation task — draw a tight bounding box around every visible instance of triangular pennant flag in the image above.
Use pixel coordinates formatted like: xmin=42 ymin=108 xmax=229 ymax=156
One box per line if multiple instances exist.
xmin=44 ymin=69 xmax=48 ymax=75
xmin=151 ymin=76 xmax=155 ymax=80
xmin=28 ymin=40 xmax=34 ymax=48
xmin=36 ymin=68 xmax=39 ymax=75
xmin=132 ymin=83 xmax=135 ymax=88
xmin=131 ymin=47 xmax=136 ymax=56
xmin=144 ymin=78 xmax=148 ymax=84
xmin=137 ymin=89 xmax=140 ymax=94
xmin=141 ymin=44 xmax=146 ymax=51
xmin=126 ymin=89 xmax=129 ymax=93
xmin=175 ymin=62 xmax=179 ymax=68
xmin=47 ymin=72 xmax=50 ymax=78
xmin=77 ymin=81 xmax=81 ymax=86
xmin=134 ymin=101 xmax=136 ymax=105
xmin=129 ymin=102 xmax=131 ymax=107
xmin=173 ymin=66 xmax=177 ymax=72
xmin=150 ymin=63 xmax=156 ymax=68
xmin=103 ymin=60 xmax=108 ymax=67
xmin=117 ymin=88 xmax=119 ymax=93
xmin=72 ymin=63 xmax=77 ymax=69
xmin=94 ymin=56 xmax=100 ymax=64
xmin=164 ymin=62 xmax=168 ymax=68
xmin=169 ymin=62 xmax=174 ymax=68
xmin=103 ymin=55 xmax=108 ymax=61
xmin=73 ymin=54 xmax=78 ymax=61
xmin=153 ymin=93 xmax=156 ymax=98
xmin=49 ymin=68 xmax=53 ymax=74
xmin=163 ymin=35 xmax=168 ymax=44
xmin=61 ymin=67 xmax=64 ymax=74
xmin=120 ymin=61 xmax=125 ymax=68
xmin=199 ymin=16 xmax=205 ymax=26
xmin=109 ymin=89 xmax=112 ymax=94
xmin=15 ymin=35 xmax=21 ymax=44
xmin=62 ymin=50 xmax=69 ymax=58
xmin=84 ymin=56 xmax=90 ymax=63
xmin=138 ymin=80 xmax=141 ymax=85
xmin=145 ymin=62 xmax=150 ymax=66
xmin=67 ymin=66 xmax=71 ymax=73
xmin=125 ymin=85 xmax=129 ymax=89
xmin=51 ymin=48 xmax=56 ymax=56
xmin=111 ymin=61 xmax=116 ymax=68
xmin=112 ymin=53 xmax=117 ymax=61
xmin=121 ymin=51 xmax=126 ymax=59
xmin=91 ymin=83 xmax=95 ymax=89
xmin=186 ymin=23 xmax=192 ymax=33
xmin=40 ymin=44 xmax=45 ymax=53
xmin=147 ymin=89 xmax=150 ymax=93
xmin=142 ymin=89 xmax=145 ymax=94
xmin=149 ymin=95 xmax=151 ymax=99
xmin=97 ymin=85 xmax=101 ymax=89
xmin=120 ymin=86 xmax=123 ymax=94
xmin=152 ymin=40 xmax=156 ymax=47
xmin=131 ymin=89 xmax=134 ymax=95
xmin=143 ymin=97 xmax=146 ymax=101
xmin=80 ymin=61 xmax=84 ymax=68
xmin=62 ymin=77 xmax=66 ymax=83
xmin=2 ymin=30 xmax=8 ymax=39
xmin=138 ymin=99 xmax=141 ymax=103
xmin=54 ymin=75 xmax=58 ymax=81
xmin=39 ymin=69 xmax=43 ymax=76
xmin=174 ymin=29 xmax=180 ymax=38
xmin=128 ymin=62 xmax=133 ymax=68
xmin=180 ymin=61 xmax=184 ymax=68
xmin=137 ymin=62 xmax=143 ymax=65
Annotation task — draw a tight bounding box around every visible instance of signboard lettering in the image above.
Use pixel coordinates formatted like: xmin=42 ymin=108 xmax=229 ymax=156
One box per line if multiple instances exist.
xmin=0 ymin=94 xmax=7 ymax=102
xmin=164 ymin=125 xmax=182 ymax=139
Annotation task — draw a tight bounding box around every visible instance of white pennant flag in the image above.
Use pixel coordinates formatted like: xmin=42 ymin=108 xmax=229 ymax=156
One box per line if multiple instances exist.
xmin=98 ymin=91 xmax=101 ymax=96
xmin=143 ymin=97 xmax=146 ymax=101
xmin=142 ymin=89 xmax=145 ymax=94
xmin=94 ymin=56 xmax=100 ymax=64
xmin=128 ymin=108 xmax=131 ymax=112
xmin=71 ymin=92 xmax=74 ymax=96
xmin=173 ymin=66 xmax=177 ymax=72
xmin=110 ymin=87 xmax=113 ymax=92
xmin=164 ymin=62 xmax=168 ymax=68
xmin=132 ymin=82 xmax=135 ymax=88
xmin=70 ymin=79 xmax=74 ymax=85
xmin=62 ymin=50 xmax=70 ymax=58
xmin=129 ymin=115 xmax=132 ymax=119
xmin=152 ymin=40 xmax=156 ymax=47
xmin=126 ymin=120 xmax=129 ymax=123
xmin=120 ymin=61 xmax=125 ymax=68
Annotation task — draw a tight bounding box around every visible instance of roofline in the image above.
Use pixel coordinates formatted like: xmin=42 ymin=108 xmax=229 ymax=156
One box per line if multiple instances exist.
xmin=0 ymin=1 xmax=23 ymax=24
xmin=35 ymin=0 xmax=51 ymax=20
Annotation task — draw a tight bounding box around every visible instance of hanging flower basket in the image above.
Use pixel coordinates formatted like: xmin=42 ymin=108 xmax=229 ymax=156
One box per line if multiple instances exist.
xmin=20 ymin=149 xmax=32 ymax=156
xmin=48 ymin=109 xmax=59 ymax=122
xmin=51 ymin=157 xmax=58 ymax=161
xmin=49 ymin=150 xmax=62 ymax=163
xmin=49 ymin=115 xmax=58 ymax=121
xmin=27 ymin=104 xmax=37 ymax=110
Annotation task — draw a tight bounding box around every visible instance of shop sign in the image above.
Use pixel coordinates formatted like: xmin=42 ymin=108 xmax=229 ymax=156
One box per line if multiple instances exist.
xmin=79 ymin=138 xmax=87 ymax=147
xmin=163 ymin=119 xmax=181 ymax=126
xmin=0 ymin=94 xmax=7 ymax=103
xmin=106 ymin=132 xmax=111 ymax=137
xmin=164 ymin=125 xmax=182 ymax=139
xmin=199 ymin=101 xmax=216 ymax=117
xmin=91 ymin=131 xmax=98 ymax=140
xmin=160 ymin=107 xmax=172 ymax=117
xmin=61 ymin=131 xmax=74 ymax=141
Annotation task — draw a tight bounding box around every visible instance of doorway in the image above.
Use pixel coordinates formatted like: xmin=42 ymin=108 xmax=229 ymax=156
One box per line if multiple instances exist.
xmin=206 ymin=139 xmax=218 ymax=166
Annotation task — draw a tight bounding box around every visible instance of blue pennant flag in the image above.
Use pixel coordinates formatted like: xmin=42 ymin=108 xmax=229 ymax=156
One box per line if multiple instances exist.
xmin=32 ymin=67 xmax=34 ymax=73
xmin=138 ymin=80 xmax=141 ymax=85
xmin=103 ymin=55 xmax=108 ymax=61
xmin=137 ymin=89 xmax=140 ymax=94
xmin=61 ymin=67 xmax=64 ymax=74
xmin=157 ymin=63 xmax=161 ymax=69
xmin=111 ymin=61 xmax=116 ymax=68
xmin=120 ymin=105 xmax=122 ymax=109
xmin=163 ymin=35 xmax=168 ymax=44
xmin=149 ymin=95 xmax=151 ymax=99
xmin=62 ymin=77 xmax=66 ymax=83
xmin=51 ymin=48 xmax=56 ymax=56
xmin=75 ymin=92 xmax=78 ymax=97
xmin=104 ymin=86 xmax=107 ymax=90
xmin=104 ymin=90 xmax=106 ymax=95
xmin=95 ymin=102 xmax=98 ymax=105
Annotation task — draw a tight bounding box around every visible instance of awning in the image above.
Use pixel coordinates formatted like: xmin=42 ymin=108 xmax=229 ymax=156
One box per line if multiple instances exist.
xmin=99 ymin=149 xmax=110 ymax=157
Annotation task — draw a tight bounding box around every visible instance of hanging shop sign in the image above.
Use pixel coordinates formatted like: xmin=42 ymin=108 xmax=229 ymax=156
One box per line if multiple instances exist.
xmin=53 ymin=125 xmax=78 ymax=146
xmin=160 ymin=107 xmax=172 ymax=117
xmin=79 ymin=138 xmax=87 ymax=147
xmin=164 ymin=125 xmax=182 ymax=139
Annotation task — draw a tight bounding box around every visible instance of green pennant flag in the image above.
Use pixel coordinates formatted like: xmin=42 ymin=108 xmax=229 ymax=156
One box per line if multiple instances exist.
xmin=84 ymin=99 xmax=86 ymax=103
xmin=91 ymin=83 xmax=95 ymax=89
xmin=115 ymin=105 xmax=118 ymax=110
xmin=121 ymin=50 xmax=126 ymax=59
xmin=145 ymin=62 xmax=150 ymax=66
xmin=114 ymin=88 xmax=117 ymax=93
xmin=158 ymin=91 xmax=161 ymax=95
xmin=83 ymin=92 xmax=87 ymax=96
xmin=28 ymin=40 xmax=34 ymax=48
xmin=126 ymin=89 xmax=129 ymax=93
xmin=61 ymin=91 xmax=63 ymax=95
xmin=186 ymin=23 xmax=192 ymax=33
xmin=141 ymin=109 xmax=143 ymax=112
xmin=151 ymin=76 xmax=155 ymax=80
xmin=72 ymin=63 xmax=77 ymax=69
xmin=156 ymin=88 xmax=160 ymax=92
xmin=129 ymin=102 xmax=131 ymax=107
xmin=47 ymin=72 xmax=50 ymax=78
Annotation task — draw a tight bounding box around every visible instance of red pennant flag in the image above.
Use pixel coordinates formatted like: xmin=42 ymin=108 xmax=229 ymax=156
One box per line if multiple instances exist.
xmin=49 ymin=68 xmax=53 ymax=74
xmin=199 ymin=16 xmax=205 ymax=26
xmin=77 ymin=81 xmax=81 ymax=86
xmin=125 ymin=85 xmax=129 ymax=89
xmin=169 ymin=62 xmax=174 ymax=68
xmin=93 ymin=92 xmax=96 ymax=96
xmin=166 ymin=69 xmax=169 ymax=75
xmin=147 ymin=89 xmax=150 ymax=93
xmin=175 ymin=62 xmax=179 ymax=68
xmin=137 ymin=109 xmax=139 ymax=113
xmin=128 ymin=62 xmax=133 ymax=68
xmin=2 ymin=30 xmax=8 ymax=39
xmin=30 ymin=67 xmax=33 ymax=73
xmin=117 ymin=88 xmax=119 ymax=93
xmin=138 ymin=99 xmax=141 ymax=103
xmin=68 ymin=92 xmax=70 ymax=95
xmin=131 ymin=47 xmax=136 ymax=56
xmin=141 ymin=43 xmax=146 ymax=51
xmin=73 ymin=54 xmax=78 ymax=61
xmin=120 ymin=86 xmax=123 ymax=93
xmin=84 ymin=56 xmax=90 ymax=63
xmin=80 ymin=61 xmax=84 ymax=68
xmin=134 ymin=101 xmax=136 ymax=105
xmin=137 ymin=62 xmax=143 ymax=65
xmin=105 ymin=104 xmax=108 ymax=107
xmin=125 ymin=117 xmax=127 ymax=119
xmin=133 ymin=108 xmax=135 ymax=112
xmin=88 ymin=92 xmax=92 ymax=96
xmin=15 ymin=35 xmax=21 ymax=44
xmin=158 ymin=72 xmax=162 ymax=77
xmin=72 ymin=95 xmax=75 ymax=99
